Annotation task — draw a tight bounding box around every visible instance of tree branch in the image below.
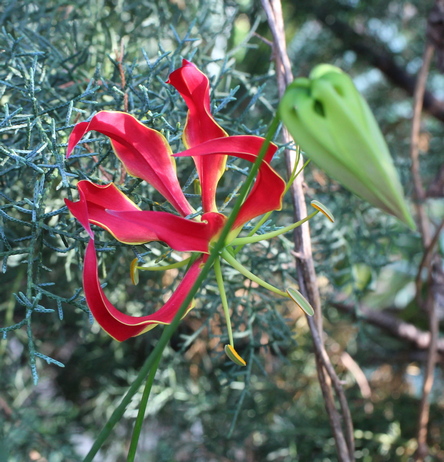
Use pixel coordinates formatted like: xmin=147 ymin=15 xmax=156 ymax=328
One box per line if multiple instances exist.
xmin=331 ymin=299 xmax=444 ymax=355
xmin=315 ymin=11 xmax=444 ymax=123
xmin=261 ymin=1 xmax=354 ymax=461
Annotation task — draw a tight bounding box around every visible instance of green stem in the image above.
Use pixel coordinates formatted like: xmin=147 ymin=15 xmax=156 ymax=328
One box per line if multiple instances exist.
xmin=233 ymin=157 xmax=310 ymax=255
xmin=83 ymin=115 xmax=281 ymax=462
xmin=213 ymin=257 xmax=234 ymax=347
xmin=231 ymin=210 xmax=318 ymax=246
xmin=244 ymin=212 xmax=272 ymax=241
xmin=249 ymin=155 xmax=302 ymax=236
xmin=127 ymin=353 xmax=162 ymax=462
xmin=221 ymin=248 xmax=288 ymax=298
xmin=137 ymin=257 xmax=191 ymax=271
xmin=292 ymin=158 xmax=311 ymax=185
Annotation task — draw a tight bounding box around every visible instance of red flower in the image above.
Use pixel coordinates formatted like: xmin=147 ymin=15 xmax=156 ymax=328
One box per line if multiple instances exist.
xmin=65 ymin=60 xmax=286 ymax=343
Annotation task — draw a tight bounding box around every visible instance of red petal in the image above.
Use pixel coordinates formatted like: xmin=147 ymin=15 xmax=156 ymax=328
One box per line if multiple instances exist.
xmin=168 ymin=60 xmax=228 ymax=213
xmin=65 ymin=181 xmax=159 ymax=243
xmin=174 ymin=137 xmax=285 ymax=230
xmin=64 ymin=185 xmax=94 ymax=239
xmin=66 ymin=111 xmax=194 ymax=217
xmin=167 ymin=60 xmax=227 ymax=146
xmin=175 ymin=135 xmax=278 ymax=163
xmin=108 ymin=210 xmax=226 ymax=252
xmin=83 ymin=240 xmax=206 ymax=341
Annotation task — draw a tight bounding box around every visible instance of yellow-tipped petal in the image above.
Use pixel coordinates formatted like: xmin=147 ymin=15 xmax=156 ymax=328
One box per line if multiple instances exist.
xmin=311 ymin=200 xmax=335 ymax=223
xmin=286 ymin=287 xmax=315 ymax=316
xmin=224 ymin=344 xmax=247 ymax=366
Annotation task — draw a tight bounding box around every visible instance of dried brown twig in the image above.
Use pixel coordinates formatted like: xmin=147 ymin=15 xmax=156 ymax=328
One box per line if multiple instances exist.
xmin=115 ymin=39 xmax=129 ymax=113
xmin=114 ymin=39 xmax=128 ymax=184
xmin=332 ymin=299 xmax=444 ymax=355
xmin=411 ymin=4 xmax=442 ymax=458
xmin=260 ymin=1 xmax=354 ymax=460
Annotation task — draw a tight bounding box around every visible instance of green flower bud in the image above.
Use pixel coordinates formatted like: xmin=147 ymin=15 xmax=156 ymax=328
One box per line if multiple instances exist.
xmin=279 ymin=64 xmax=415 ymax=228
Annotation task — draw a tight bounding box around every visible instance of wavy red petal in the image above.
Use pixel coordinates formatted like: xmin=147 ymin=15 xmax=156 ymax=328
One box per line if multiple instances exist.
xmin=66 ymin=111 xmax=194 ymax=217
xmin=175 ymin=135 xmax=278 ymax=163
xmin=64 ymin=195 xmax=94 ymax=239
xmin=174 ymin=136 xmax=285 ymax=229
xmin=83 ymin=240 xmax=206 ymax=341
xmin=65 ymin=181 xmax=160 ymax=243
xmin=167 ymin=60 xmax=227 ymax=146
xmin=231 ymin=159 xmax=285 ymax=230
xmin=108 ymin=210 xmax=226 ymax=252
xmin=168 ymin=60 xmax=228 ymax=213
xmin=67 ymin=121 xmax=89 ymax=157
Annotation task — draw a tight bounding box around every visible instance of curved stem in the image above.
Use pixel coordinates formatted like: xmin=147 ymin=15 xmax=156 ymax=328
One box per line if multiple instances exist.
xmin=221 ymin=248 xmax=288 ymax=298
xmin=137 ymin=256 xmax=192 ymax=272
xmin=232 ymin=210 xmax=318 ymax=246
xmin=233 ymin=156 xmax=307 ymax=255
xmin=83 ymin=114 xmax=281 ymax=462
xmin=262 ymin=1 xmax=354 ymax=460
xmin=127 ymin=353 xmax=162 ymax=462
xmin=213 ymin=257 xmax=234 ymax=347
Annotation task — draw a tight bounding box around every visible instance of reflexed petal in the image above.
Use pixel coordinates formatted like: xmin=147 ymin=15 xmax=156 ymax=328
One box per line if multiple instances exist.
xmin=65 ymin=181 xmax=159 ymax=244
xmin=175 ymin=137 xmax=285 ymax=230
xmin=83 ymin=240 xmax=205 ymax=341
xmin=107 ymin=210 xmax=227 ymax=252
xmin=66 ymin=111 xmax=194 ymax=217
xmin=64 ymin=187 xmax=94 ymax=239
xmin=168 ymin=60 xmax=228 ymax=213
xmin=167 ymin=60 xmax=227 ymax=146
xmin=175 ymin=135 xmax=278 ymax=163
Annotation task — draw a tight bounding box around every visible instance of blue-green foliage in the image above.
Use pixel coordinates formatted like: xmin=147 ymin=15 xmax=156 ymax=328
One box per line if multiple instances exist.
xmin=1 ymin=0 xmax=441 ymax=461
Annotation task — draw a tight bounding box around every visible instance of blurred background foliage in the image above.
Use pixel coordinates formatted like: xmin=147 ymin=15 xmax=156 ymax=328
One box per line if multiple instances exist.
xmin=0 ymin=0 xmax=443 ymax=461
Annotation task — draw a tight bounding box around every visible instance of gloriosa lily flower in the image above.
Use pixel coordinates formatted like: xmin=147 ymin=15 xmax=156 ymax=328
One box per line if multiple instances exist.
xmin=65 ymin=60 xmax=326 ymax=364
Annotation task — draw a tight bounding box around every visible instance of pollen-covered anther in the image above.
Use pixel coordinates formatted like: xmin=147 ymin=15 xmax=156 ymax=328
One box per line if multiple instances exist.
xmin=130 ymin=258 xmax=139 ymax=285
xmin=286 ymin=287 xmax=315 ymax=316
xmin=310 ymin=200 xmax=335 ymax=223
xmin=224 ymin=344 xmax=247 ymax=367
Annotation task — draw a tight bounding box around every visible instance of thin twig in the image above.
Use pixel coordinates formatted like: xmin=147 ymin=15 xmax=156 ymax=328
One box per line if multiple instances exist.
xmin=261 ymin=1 xmax=354 ymax=460
xmin=416 ymin=278 xmax=439 ymax=462
xmin=411 ymin=44 xmax=434 ymax=247
xmin=306 ymin=315 xmax=355 ymax=458
xmin=115 ymin=39 xmax=128 ymax=183
xmin=332 ymin=298 xmax=444 ymax=354
xmin=409 ymin=37 xmax=438 ymax=462
xmin=115 ymin=39 xmax=129 ymax=113
xmin=339 ymin=351 xmax=372 ymax=411
xmin=415 ymin=218 xmax=444 ymax=302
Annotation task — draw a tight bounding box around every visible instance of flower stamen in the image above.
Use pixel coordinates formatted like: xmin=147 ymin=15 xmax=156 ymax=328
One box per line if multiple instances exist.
xmin=221 ymin=248 xmax=288 ymax=298
xmin=130 ymin=256 xmax=192 ymax=285
xmin=214 ymin=257 xmax=247 ymax=366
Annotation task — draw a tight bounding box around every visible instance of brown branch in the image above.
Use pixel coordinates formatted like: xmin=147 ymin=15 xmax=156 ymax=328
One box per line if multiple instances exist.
xmin=115 ymin=39 xmax=129 ymax=113
xmin=426 ymin=165 xmax=444 ymax=197
xmin=339 ymin=351 xmax=373 ymax=413
xmin=411 ymin=44 xmax=434 ymax=246
xmin=415 ymin=219 xmax=444 ymax=302
xmin=114 ymin=39 xmax=128 ymax=183
xmin=416 ymin=271 xmax=440 ymax=461
xmin=306 ymin=315 xmax=355 ymax=457
xmin=261 ymin=1 xmax=354 ymax=460
xmin=331 ymin=300 xmax=444 ymax=355
xmin=408 ymin=23 xmax=438 ymax=458
xmin=315 ymin=12 xmax=444 ymax=124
